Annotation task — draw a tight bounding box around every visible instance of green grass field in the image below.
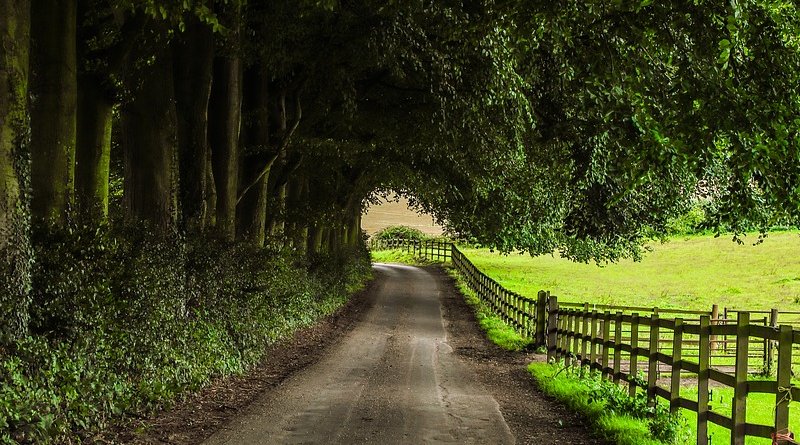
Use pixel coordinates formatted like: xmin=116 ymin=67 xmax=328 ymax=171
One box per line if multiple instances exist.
xmin=456 ymin=232 xmax=800 ymax=444
xmin=459 ymin=232 xmax=800 ymax=312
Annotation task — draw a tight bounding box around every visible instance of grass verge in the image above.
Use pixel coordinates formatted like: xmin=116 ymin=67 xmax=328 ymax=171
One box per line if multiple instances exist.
xmin=370 ymin=249 xmax=435 ymax=266
xmin=528 ymin=363 xmax=690 ymax=445
xmin=446 ymin=267 xmax=530 ymax=352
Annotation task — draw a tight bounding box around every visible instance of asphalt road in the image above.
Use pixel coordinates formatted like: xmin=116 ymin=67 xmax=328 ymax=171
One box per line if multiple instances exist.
xmin=203 ymin=263 xmax=514 ymax=445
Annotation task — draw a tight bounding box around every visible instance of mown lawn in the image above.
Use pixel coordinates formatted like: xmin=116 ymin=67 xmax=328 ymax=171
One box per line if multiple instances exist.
xmin=459 ymin=232 xmax=800 ymax=312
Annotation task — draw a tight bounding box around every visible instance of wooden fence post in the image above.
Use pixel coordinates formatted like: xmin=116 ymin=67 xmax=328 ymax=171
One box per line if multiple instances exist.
xmin=670 ymin=318 xmax=684 ymax=413
xmin=731 ymin=311 xmax=750 ymax=445
xmin=602 ymin=311 xmax=611 ymax=378
xmin=613 ymin=311 xmax=622 ymax=384
xmin=723 ymin=307 xmax=729 ymax=355
xmin=536 ymin=291 xmax=547 ymax=346
xmin=630 ymin=313 xmax=640 ymax=397
xmin=774 ymin=324 xmax=792 ymax=444
xmin=571 ymin=312 xmax=581 ymax=367
xmin=698 ymin=315 xmax=710 ymax=445
xmin=561 ymin=310 xmax=570 ymax=366
xmin=711 ymin=304 xmax=719 ymax=351
xmin=547 ymin=295 xmax=559 ymax=363
xmin=581 ymin=305 xmax=590 ymax=372
xmin=590 ymin=310 xmax=599 ymax=371
xmin=647 ymin=313 xmax=660 ymax=405
xmin=767 ymin=309 xmax=778 ymax=375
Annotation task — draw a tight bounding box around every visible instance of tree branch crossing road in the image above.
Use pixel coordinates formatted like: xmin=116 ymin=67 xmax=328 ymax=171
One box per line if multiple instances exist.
xmin=203 ymin=264 xmax=596 ymax=445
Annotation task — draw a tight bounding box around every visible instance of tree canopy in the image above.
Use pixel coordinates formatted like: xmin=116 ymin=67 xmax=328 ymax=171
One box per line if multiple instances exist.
xmin=0 ymin=0 xmax=798 ymax=314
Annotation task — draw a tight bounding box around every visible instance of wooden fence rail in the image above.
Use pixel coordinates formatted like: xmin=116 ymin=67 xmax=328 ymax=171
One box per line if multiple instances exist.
xmin=367 ymin=240 xmax=800 ymax=444
xmin=369 ymin=238 xmax=452 ymax=262
xmin=446 ymin=244 xmax=799 ymax=445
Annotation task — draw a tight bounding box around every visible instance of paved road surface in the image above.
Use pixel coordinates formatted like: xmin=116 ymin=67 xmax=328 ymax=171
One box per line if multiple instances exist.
xmin=204 ymin=263 xmax=514 ymax=444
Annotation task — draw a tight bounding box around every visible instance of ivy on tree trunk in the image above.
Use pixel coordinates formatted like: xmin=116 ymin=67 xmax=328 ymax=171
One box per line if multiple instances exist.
xmin=29 ymin=0 xmax=77 ymax=225
xmin=0 ymin=0 xmax=32 ymax=341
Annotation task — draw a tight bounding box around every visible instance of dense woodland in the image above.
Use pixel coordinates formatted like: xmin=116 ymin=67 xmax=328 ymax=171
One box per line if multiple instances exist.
xmin=0 ymin=0 xmax=799 ymax=442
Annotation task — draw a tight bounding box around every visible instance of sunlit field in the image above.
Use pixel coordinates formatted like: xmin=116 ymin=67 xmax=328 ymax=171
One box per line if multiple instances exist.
xmin=459 ymin=232 xmax=800 ymax=312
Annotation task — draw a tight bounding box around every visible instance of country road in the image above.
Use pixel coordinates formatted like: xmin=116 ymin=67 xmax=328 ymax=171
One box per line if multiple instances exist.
xmin=200 ymin=264 xmax=599 ymax=445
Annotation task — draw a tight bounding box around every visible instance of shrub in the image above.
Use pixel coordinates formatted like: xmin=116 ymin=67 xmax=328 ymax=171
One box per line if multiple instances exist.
xmin=0 ymin=222 xmax=372 ymax=444
xmin=372 ymin=225 xmax=427 ymax=242
xmin=665 ymin=204 xmax=707 ymax=236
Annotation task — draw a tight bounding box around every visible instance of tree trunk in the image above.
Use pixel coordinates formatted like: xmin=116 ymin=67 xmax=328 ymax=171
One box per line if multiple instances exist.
xmin=0 ymin=0 xmax=32 ymax=340
xmin=209 ymin=55 xmax=242 ymax=242
xmin=268 ymin=183 xmax=287 ymax=237
xmin=29 ymin=0 xmax=77 ymax=225
xmin=285 ymin=173 xmax=308 ymax=252
xmin=75 ymin=74 xmax=112 ymax=222
xmin=237 ymin=64 xmax=273 ymax=246
xmin=174 ymin=18 xmax=214 ymax=234
xmin=205 ymin=152 xmax=217 ymax=228
xmin=121 ymin=44 xmax=179 ymax=233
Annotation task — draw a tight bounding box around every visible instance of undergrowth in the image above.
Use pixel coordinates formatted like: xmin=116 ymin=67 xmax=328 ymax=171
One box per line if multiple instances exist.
xmin=0 ymin=222 xmax=372 ymax=444
xmin=528 ymin=362 xmax=690 ymax=445
xmin=446 ymin=268 xmax=530 ymax=352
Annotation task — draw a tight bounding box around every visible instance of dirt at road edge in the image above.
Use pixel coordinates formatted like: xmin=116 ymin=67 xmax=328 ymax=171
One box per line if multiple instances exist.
xmin=104 ymin=265 xmax=603 ymax=445
xmin=433 ymin=266 xmax=605 ymax=445
xmin=99 ymin=279 xmax=378 ymax=444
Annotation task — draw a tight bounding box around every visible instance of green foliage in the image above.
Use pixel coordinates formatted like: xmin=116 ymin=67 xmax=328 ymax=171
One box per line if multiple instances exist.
xmin=371 ymin=225 xmax=427 ymax=242
xmin=0 ymin=223 xmax=371 ymax=444
xmin=665 ymin=204 xmax=709 ymax=236
xmin=528 ymin=362 xmax=689 ymax=445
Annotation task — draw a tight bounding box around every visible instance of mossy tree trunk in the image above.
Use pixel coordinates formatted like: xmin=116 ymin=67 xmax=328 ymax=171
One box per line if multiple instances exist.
xmin=29 ymin=0 xmax=77 ymax=225
xmin=263 ymin=89 xmax=302 ymax=240
xmin=121 ymin=42 xmax=179 ymax=233
xmin=75 ymin=75 xmax=112 ymax=221
xmin=0 ymin=0 xmax=32 ymax=340
xmin=209 ymin=55 xmax=242 ymax=242
xmin=75 ymin=7 xmax=144 ymax=225
xmin=174 ymin=17 xmax=214 ymax=234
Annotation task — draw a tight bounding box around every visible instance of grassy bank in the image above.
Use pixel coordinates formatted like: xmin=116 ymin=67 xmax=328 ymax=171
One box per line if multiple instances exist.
xmin=528 ymin=363 xmax=688 ymax=445
xmin=459 ymin=232 xmax=800 ymax=311
xmin=370 ymin=249 xmax=425 ymax=265
xmin=446 ymin=268 xmax=530 ymax=352
xmin=0 ymin=225 xmax=372 ymax=444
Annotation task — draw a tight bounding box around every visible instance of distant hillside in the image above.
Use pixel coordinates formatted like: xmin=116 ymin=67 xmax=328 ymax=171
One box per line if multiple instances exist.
xmin=361 ymin=197 xmax=444 ymax=237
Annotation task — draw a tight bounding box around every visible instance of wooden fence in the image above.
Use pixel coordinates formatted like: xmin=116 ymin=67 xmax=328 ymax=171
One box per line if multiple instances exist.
xmin=369 ymin=238 xmax=452 ymax=262
xmin=447 ymin=244 xmax=800 ymax=445
xmin=367 ymin=240 xmax=800 ymax=444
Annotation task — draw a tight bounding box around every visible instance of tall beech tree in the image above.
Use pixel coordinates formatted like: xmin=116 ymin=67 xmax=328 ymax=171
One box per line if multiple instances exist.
xmin=29 ymin=0 xmax=77 ymax=225
xmin=236 ymin=64 xmax=273 ymax=246
xmin=121 ymin=24 xmax=179 ymax=233
xmin=173 ymin=16 xmax=215 ymax=233
xmin=74 ymin=2 xmax=144 ymax=223
xmin=209 ymin=4 xmax=243 ymax=242
xmin=0 ymin=0 xmax=32 ymax=340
